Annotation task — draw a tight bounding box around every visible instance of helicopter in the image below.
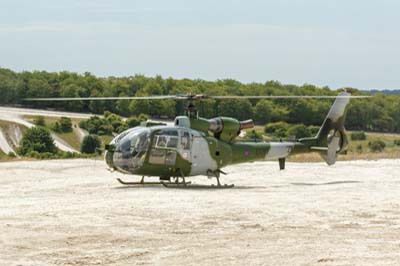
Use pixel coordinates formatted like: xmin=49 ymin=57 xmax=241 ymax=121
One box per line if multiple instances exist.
xmin=25 ymin=91 xmax=369 ymax=188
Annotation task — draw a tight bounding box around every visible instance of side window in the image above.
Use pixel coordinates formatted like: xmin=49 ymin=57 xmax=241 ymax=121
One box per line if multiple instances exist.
xmin=180 ymin=131 xmax=190 ymax=150
xmin=153 ymin=130 xmax=179 ymax=149
xmin=167 ymin=137 xmax=178 ymax=148
xmin=155 ymin=136 xmax=167 ymax=148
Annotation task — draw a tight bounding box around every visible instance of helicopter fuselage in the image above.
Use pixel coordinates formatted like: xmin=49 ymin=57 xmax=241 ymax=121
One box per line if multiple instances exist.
xmin=104 ymin=117 xmax=310 ymax=178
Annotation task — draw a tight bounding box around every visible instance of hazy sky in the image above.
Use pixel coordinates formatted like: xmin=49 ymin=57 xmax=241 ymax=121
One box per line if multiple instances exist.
xmin=1 ymin=0 xmax=399 ymax=90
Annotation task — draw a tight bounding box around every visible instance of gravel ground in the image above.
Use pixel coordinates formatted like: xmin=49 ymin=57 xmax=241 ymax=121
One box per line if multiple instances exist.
xmin=1 ymin=159 xmax=400 ymax=266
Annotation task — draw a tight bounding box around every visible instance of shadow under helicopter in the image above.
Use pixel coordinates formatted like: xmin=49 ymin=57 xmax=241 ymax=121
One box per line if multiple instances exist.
xmin=290 ymin=180 xmax=361 ymax=186
xmin=113 ymin=180 xmax=362 ymax=190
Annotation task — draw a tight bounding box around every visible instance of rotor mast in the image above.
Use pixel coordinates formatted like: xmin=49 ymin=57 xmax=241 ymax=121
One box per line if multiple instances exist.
xmin=185 ymin=99 xmax=199 ymax=118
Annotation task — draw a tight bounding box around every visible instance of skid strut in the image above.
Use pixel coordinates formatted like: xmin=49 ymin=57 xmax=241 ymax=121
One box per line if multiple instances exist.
xmin=207 ymin=169 xmax=234 ymax=188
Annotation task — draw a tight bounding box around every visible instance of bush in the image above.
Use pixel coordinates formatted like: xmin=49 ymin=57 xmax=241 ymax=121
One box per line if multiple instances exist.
xmin=18 ymin=127 xmax=57 ymax=156
xmin=58 ymin=117 xmax=73 ymax=132
xmin=351 ymin=131 xmax=367 ymax=141
xmin=33 ymin=116 xmax=46 ymax=126
xmin=105 ymin=113 xmax=123 ymax=130
xmin=264 ymin=122 xmax=321 ymax=139
xmin=246 ymin=130 xmax=263 ymax=141
xmin=308 ymin=126 xmax=320 ymax=136
xmin=138 ymin=113 xmax=149 ymax=122
xmin=7 ymin=151 xmax=16 ymax=158
xmin=58 ymin=151 xmax=80 ymax=159
xmin=116 ymin=123 xmax=129 ymax=133
xmin=264 ymin=122 xmax=289 ymax=138
xmin=287 ymin=124 xmax=312 ymax=139
xmin=98 ymin=124 xmax=113 ymax=135
xmin=79 ymin=116 xmax=113 ymax=135
xmin=126 ymin=117 xmax=140 ymax=128
xmin=394 ymin=140 xmax=400 ymax=146
xmin=27 ymin=150 xmax=41 ymax=158
xmin=51 ymin=121 xmax=62 ymax=132
xmin=80 ymin=134 xmax=101 ymax=154
xmin=356 ymin=144 xmax=363 ymax=153
xmin=368 ymin=140 xmax=386 ymax=152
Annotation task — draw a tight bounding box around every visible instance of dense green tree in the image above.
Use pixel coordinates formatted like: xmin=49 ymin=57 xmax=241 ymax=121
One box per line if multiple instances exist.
xmin=18 ymin=127 xmax=57 ymax=155
xmin=1 ymin=68 xmax=399 ymax=133
xmin=253 ymin=100 xmax=288 ymax=124
xmin=218 ymin=99 xmax=253 ymax=121
xmin=80 ymin=135 xmax=101 ymax=154
xmin=60 ymin=84 xmax=85 ymax=111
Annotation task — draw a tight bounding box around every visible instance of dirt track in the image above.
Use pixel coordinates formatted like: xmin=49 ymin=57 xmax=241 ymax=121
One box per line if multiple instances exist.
xmin=1 ymin=159 xmax=400 ymax=266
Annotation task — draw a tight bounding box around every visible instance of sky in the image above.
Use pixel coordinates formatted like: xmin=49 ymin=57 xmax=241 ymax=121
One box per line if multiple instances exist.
xmin=0 ymin=0 xmax=399 ymax=90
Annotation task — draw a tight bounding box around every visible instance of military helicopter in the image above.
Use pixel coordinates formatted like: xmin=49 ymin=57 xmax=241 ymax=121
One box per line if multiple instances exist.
xmin=26 ymin=91 xmax=368 ymax=188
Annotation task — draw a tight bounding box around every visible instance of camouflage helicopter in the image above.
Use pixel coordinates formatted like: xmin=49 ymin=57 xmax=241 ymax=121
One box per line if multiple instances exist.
xmin=27 ymin=91 xmax=367 ymax=188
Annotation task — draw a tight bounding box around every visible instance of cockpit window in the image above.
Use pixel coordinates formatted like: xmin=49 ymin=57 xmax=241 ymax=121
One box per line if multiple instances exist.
xmin=112 ymin=127 xmax=150 ymax=172
xmin=111 ymin=127 xmax=140 ymax=145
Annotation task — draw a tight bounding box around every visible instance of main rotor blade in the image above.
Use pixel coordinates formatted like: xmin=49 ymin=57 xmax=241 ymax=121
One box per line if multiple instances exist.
xmin=23 ymin=94 xmax=371 ymax=101
xmin=211 ymin=95 xmax=371 ymax=99
xmin=23 ymin=95 xmax=177 ymax=101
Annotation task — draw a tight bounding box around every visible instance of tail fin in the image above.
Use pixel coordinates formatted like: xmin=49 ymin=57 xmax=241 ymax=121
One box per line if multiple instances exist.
xmin=302 ymin=91 xmax=351 ymax=165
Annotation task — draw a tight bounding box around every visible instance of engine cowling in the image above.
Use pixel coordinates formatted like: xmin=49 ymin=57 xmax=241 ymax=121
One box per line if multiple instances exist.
xmin=208 ymin=117 xmax=254 ymax=143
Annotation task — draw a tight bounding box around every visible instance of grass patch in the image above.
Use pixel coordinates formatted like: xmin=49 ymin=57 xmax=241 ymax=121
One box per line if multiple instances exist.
xmin=56 ymin=129 xmax=82 ymax=151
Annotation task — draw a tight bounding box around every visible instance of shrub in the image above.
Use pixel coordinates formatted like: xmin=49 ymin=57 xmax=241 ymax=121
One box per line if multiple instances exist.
xmin=58 ymin=151 xmax=80 ymax=159
xmin=126 ymin=117 xmax=140 ymax=128
xmin=394 ymin=140 xmax=400 ymax=146
xmin=138 ymin=113 xmax=149 ymax=122
xmin=264 ymin=122 xmax=289 ymax=138
xmin=287 ymin=124 xmax=312 ymax=139
xmin=58 ymin=117 xmax=73 ymax=132
xmin=7 ymin=151 xmax=16 ymax=158
xmin=356 ymin=144 xmax=363 ymax=153
xmin=51 ymin=121 xmax=62 ymax=132
xmin=33 ymin=116 xmax=45 ymax=126
xmin=351 ymin=131 xmax=367 ymax=141
xmin=27 ymin=150 xmax=41 ymax=158
xmin=116 ymin=123 xmax=129 ymax=134
xmin=246 ymin=130 xmax=263 ymax=141
xmin=307 ymin=126 xmax=320 ymax=136
xmin=98 ymin=124 xmax=113 ymax=135
xmin=79 ymin=116 xmax=113 ymax=135
xmin=39 ymin=152 xmax=54 ymax=159
xmin=18 ymin=127 xmax=57 ymax=156
xmin=105 ymin=113 xmax=123 ymax=130
xmin=80 ymin=134 xmax=101 ymax=154
xmin=368 ymin=140 xmax=386 ymax=152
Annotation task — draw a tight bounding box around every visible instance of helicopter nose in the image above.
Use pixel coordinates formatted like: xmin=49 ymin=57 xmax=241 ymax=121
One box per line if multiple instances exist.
xmin=104 ymin=144 xmax=115 ymax=169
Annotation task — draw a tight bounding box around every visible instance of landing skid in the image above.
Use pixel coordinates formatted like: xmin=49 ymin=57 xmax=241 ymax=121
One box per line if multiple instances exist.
xmin=116 ymin=178 xmax=163 ymax=186
xmin=161 ymin=181 xmax=192 ymax=188
xmin=116 ymin=168 xmax=234 ymax=189
xmin=161 ymin=183 xmax=234 ymax=189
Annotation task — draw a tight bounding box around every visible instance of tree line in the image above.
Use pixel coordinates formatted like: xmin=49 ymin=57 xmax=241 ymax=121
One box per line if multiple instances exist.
xmin=1 ymin=68 xmax=399 ymax=132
